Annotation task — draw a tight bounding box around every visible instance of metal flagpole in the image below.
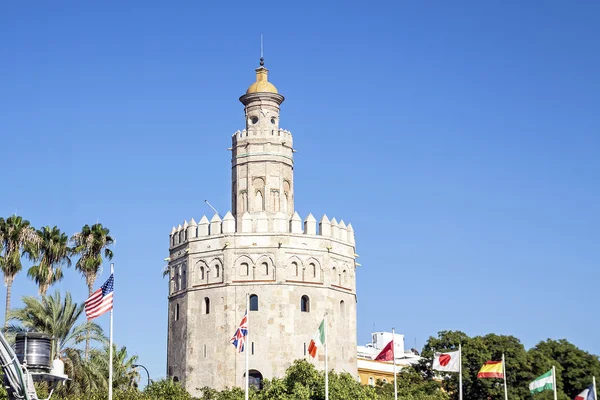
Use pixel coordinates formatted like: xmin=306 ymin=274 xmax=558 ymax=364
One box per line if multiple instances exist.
xmin=593 ymin=376 xmax=597 ymax=400
xmin=245 ymin=293 xmax=249 ymax=400
xmin=459 ymin=343 xmax=463 ymax=400
xmin=392 ymin=328 xmax=397 ymax=400
xmin=108 ymin=263 xmax=114 ymax=400
xmin=552 ymin=366 xmax=557 ymax=400
xmin=325 ymin=312 xmax=329 ymax=400
xmin=502 ymin=353 xmax=508 ymax=400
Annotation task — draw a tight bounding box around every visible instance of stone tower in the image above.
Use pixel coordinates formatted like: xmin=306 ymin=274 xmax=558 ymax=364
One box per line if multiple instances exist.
xmin=166 ymin=60 xmax=358 ymax=395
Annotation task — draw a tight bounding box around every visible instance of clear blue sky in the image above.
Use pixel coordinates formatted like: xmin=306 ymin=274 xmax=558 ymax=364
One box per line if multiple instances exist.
xmin=2 ymin=0 xmax=599 ymax=383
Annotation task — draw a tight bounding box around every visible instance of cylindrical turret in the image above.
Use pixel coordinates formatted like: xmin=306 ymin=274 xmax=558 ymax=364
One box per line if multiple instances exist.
xmin=231 ymin=63 xmax=294 ymax=225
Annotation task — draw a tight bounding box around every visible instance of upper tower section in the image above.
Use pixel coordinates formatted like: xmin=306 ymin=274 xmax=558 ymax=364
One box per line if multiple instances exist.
xmin=232 ymin=59 xmax=294 ymax=223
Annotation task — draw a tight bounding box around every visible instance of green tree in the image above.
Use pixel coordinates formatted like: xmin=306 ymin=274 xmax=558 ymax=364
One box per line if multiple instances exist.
xmin=418 ymin=331 xmax=533 ymax=400
xmin=146 ymin=378 xmax=195 ymax=399
xmin=529 ymin=339 xmax=600 ymax=400
xmin=6 ymin=291 xmax=106 ymax=356
xmin=71 ymin=223 xmax=114 ymax=357
xmin=0 ymin=215 xmax=40 ymax=329
xmin=27 ymin=226 xmax=72 ymax=295
xmin=71 ymin=223 xmax=115 ymax=297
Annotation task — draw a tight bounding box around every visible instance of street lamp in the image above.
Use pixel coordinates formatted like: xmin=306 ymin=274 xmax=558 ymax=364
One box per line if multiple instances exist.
xmin=132 ymin=364 xmax=151 ymax=388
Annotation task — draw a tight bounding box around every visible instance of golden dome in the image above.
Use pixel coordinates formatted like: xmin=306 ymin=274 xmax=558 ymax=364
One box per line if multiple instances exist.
xmin=246 ymin=66 xmax=278 ymax=94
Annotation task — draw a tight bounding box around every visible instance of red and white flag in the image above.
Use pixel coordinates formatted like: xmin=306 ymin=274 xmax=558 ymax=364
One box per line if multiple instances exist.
xmin=432 ymin=350 xmax=460 ymax=372
xmin=574 ymin=385 xmax=595 ymax=400
xmin=85 ymin=274 xmax=114 ymax=320
xmin=374 ymin=340 xmax=394 ymax=362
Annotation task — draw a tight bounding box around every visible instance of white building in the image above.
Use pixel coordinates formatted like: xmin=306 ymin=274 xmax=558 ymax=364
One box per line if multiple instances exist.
xmin=357 ymin=332 xmax=421 ymax=386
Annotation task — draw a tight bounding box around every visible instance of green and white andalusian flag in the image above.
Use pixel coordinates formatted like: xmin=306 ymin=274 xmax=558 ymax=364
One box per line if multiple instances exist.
xmin=530 ymin=369 xmax=554 ymax=394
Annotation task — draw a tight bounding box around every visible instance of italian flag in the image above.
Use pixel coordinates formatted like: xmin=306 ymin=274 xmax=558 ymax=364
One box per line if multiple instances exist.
xmin=308 ymin=319 xmax=325 ymax=358
xmin=529 ymin=369 xmax=554 ymax=394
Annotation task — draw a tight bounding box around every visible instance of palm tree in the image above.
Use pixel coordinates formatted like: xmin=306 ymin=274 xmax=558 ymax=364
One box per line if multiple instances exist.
xmin=28 ymin=226 xmax=72 ymax=295
xmin=71 ymin=223 xmax=114 ymax=297
xmin=70 ymin=223 xmax=114 ymax=358
xmin=90 ymin=344 xmax=140 ymax=390
xmin=7 ymin=291 xmax=109 ymax=398
xmin=6 ymin=291 xmax=106 ymax=357
xmin=61 ymin=344 xmax=139 ymax=395
xmin=0 ymin=215 xmax=40 ymax=329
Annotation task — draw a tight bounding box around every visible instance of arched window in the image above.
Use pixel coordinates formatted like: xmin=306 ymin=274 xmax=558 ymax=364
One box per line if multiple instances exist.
xmin=179 ymin=231 xmax=183 ymax=243
xmin=263 ymin=262 xmax=268 ymax=276
xmin=292 ymin=262 xmax=298 ymax=276
xmin=182 ymin=267 xmax=187 ymax=289
xmin=340 ymin=300 xmax=346 ymax=316
xmin=184 ymin=230 xmax=187 ymax=241
xmin=242 ymin=262 xmax=249 ymax=276
xmin=249 ymin=294 xmax=258 ymax=311
xmin=301 ymin=295 xmax=310 ymax=313
xmin=175 ymin=303 xmax=180 ymax=321
xmin=310 ymin=263 xmax=316 ymax=278
xmin=200 ymin=266 xmax=205 ymax=280
xmin=204 ymin=297 xmax=210 ymax=314
xmin=368 ymin=377 xmax=374 ymax=386
xmin=175 ymin=269 xmax=180 ymax=291
xmin=172 ymin=236 xmax=176 ymax=246
xmin=382 ymin=378 xmax=388 ymax=384
xmin=173 ymin=376 xmax=179 ymax=383
xmin=245 ymin=370 xmax=263 ymax=390
xmin=342 ymin=269 xmax=347 ymax=286
xmin=255 ymin=191 xmax=264 ymax=211
xmin=215 ymin=264 xmax=220 ymax=278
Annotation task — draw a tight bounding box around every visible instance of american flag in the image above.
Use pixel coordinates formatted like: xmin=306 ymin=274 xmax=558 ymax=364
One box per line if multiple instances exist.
xmin=230 ymin=311 xmax=248 ymax=352
xmin=85 ymin=274 xmax=114 ymax=320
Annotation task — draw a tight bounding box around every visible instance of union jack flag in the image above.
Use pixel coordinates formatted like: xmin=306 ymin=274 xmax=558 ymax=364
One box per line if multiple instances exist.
xmin=230 ymin=311 xmax=248 ymax=352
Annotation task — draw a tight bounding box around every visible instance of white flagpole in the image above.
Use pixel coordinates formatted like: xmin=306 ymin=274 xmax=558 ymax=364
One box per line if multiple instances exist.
xmin=325 ymin=312 xmax=329 ymax=400
xmin=459 ymin=343 xmax=463 ymax=400
xmin=392 ymin=328 xmax=397 ymax=400
xmin=502 ymin=353 xmax=508 ymax=400
xmin=593 ymin=376 xmax=597 ymax=400
xmin=552 ymin=366 xmax=557 ymax=400
xmin=108 ymin=263 xmax=114 ymax=400
xmin=245 ymin=293 xmax=249 ymax=400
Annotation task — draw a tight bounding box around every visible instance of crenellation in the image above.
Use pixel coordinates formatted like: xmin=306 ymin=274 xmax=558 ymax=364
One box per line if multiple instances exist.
xmin=187 ymin=219 xmax=197 ymax=239
xmin=290 ymin=212 xmax=303 ymax=233
xmin=346 ymin=223 xmax=355 ymax=245
xmin=222 ymin=212 xmax=235 ymax=233
xmin=319 ymin=214 xmax=331 ymax=236
xmin=304 ymin=213 xmax=317 ymax=235
xmin=170 ymin=212 xmax=355 ymax=244
xmin=339 ymin=220 xmax=347 ymax=242
xmin=198 ymin=216 xmax=210 ymax=236
xmin=210 ymin=214 xmax=222 ymax=235
xmin=273 ymin=212 xmax=288 ymax=233
xmin=241 ymin=212 xmax=252 ymax=233
xmin=256 ymin=212 xmax=269 ymax=232
xmin=330 ymin=218 xmax=340 ymax=240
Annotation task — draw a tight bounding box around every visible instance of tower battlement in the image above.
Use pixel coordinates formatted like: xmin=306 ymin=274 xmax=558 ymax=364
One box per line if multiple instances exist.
xmin=169 ymin=212 xmax=355 ymax=248
xmin=232 ymin=128 xmax=293 ymax=144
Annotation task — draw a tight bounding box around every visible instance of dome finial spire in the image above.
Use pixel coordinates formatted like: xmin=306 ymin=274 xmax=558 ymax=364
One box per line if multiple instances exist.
xmin=260 ymin=33 xmax=265 ymax=67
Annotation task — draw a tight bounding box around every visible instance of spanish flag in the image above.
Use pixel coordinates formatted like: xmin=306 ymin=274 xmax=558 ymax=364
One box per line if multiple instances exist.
xmin=477 ymin=360 xmax=504 ymax=379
